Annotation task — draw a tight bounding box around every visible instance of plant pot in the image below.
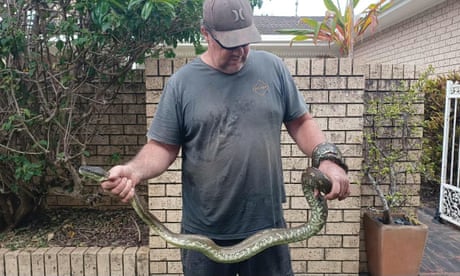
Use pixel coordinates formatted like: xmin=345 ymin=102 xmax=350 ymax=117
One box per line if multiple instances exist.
xmin=363 ymin=212 xmax=428 ymax=276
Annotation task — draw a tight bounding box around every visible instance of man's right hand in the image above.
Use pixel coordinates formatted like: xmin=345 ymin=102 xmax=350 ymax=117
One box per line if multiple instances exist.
xmin=100 ymin=165 xmax=140 ymax=203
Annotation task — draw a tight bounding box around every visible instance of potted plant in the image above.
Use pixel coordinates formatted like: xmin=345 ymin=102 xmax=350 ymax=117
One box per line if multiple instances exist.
xmin=362 ymin=70 xmax=431 ymax=276
xmin=277 ymin=0 xmax=393 ymax=57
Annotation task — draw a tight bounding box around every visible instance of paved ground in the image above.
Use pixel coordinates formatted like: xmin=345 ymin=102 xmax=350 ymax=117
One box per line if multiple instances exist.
xmin=418 ymin=207 xmax=460 ymax=276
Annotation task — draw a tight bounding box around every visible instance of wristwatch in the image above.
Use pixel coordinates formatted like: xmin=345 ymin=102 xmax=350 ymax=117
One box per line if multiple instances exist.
xmin=311 ymin=142 xmax=348 ymax=173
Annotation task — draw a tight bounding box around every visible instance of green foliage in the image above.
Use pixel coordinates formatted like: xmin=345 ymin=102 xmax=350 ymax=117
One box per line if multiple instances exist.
xmin=249 ymin=0 xmax=265 ymax=9
xmin=12 ymin=156 xmax=44 ymax=182
xmin=364 ymin=68 xmax=429 ymax=222
xmin=110 ymin=152 xmax=122 ymax=165
xmin=0 ymin=0 xmax=267 ymax=231
xmin=385 ymin=191 xmax=407 ymax=209
xmin=365 ymin=78 xmax=425 ymax=188
xmin=277 ymin=0 xmax=393 ymax=57
xmin=365 ymin=67 xmax=460 ymax=222
xmin=0 ymin=0 xmax=206 ymax=231
xmin=421 ymin=71 xmax=460 ymax=186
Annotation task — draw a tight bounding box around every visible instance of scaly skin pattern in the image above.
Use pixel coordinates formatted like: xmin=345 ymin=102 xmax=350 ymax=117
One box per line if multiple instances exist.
xmin=79 ymin=165 xmax=331 ymax=263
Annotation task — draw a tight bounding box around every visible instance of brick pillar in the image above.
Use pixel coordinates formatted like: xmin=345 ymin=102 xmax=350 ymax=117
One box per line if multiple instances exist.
xmin=145 ymin=57 xmax=364 ymax=275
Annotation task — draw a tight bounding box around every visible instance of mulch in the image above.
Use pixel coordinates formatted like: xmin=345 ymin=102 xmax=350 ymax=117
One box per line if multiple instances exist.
xmin=0 ymin=207 xmax=149 ymax=250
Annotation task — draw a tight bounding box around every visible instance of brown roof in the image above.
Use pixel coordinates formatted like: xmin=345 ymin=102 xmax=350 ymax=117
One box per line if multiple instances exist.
xmin=253 ymin=15 xmax=323 ymax=35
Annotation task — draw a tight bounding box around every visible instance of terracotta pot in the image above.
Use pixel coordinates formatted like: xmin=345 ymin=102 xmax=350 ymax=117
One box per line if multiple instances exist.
xmin=363 ymin=212 xmax=428 ymax=276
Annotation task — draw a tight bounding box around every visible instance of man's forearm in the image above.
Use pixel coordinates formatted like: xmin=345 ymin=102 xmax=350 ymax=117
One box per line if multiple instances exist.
xmin=126 ymin=139 xmax=180 ymax=181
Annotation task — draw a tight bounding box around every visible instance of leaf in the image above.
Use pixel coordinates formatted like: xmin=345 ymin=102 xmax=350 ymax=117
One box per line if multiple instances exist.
xmin=128 ymin=0 xmax=144 ymax=10
xmin=277 ymin=29 xmax=312 ymax=36
xmin=291 ymin=35 xmax=310 ymax=42
xmin=22 ymin=108 xmax=31 ymax=119
xmin=323 ymin=0 xmax=339 ymax=14
xmin=37 ymin=140 xmax=49 ymax=148
xmin=353 ymin=0 xmax=360 ymax=8
xmin=300 ymin=17 xmax=319 ymax=28
xmin=56 ymin=40 xmax=64 ymax=51
xmin=108 ymin=0 xmax=127 ymax=12
xmin=141 ymin=1 xmax=154 ymax=20
xmin=156 ymin=0 xmax=176 ymax=10
xmin=67 ymin=231 xmax=75 ymax=239
xmin=2 ymin=121 xmax=12 ymax=131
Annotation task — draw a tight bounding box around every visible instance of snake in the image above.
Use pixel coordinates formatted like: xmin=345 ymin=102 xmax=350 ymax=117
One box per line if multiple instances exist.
xmin=78 ymin=165 xmax=331 ymax=263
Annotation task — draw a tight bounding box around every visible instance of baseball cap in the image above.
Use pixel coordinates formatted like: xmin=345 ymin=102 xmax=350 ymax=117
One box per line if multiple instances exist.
xmin=203 ymin=0 xmax=262 ymax=48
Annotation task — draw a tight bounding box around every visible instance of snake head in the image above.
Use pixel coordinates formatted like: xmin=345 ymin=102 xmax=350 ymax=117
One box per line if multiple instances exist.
xmin=79 ymin=166 xmax=110 ymax=182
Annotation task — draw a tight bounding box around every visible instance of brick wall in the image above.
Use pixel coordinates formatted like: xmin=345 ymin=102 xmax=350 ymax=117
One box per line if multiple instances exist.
xmin=290 ymin=58 xmax=364 ymax=275
xmin=40 ymin=56 xmax=422 ymax=275
xmin=0 ymin=247 xmax=149 ymax=276
xmin=37 ymin=57 xmax=423 ymax=275
xmin=36 ymin=56 xmax=422 ymax=276
xmin=354 ymin=0 xmax=460 ymax=75
xmin=146 ymin=57 xmax=421 ymax=275
xmin=145 ymin=57 xmax=423 ymax=275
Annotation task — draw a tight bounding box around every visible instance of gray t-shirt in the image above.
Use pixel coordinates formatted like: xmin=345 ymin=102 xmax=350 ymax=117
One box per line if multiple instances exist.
xmin=148 ymin=50 xmax=308 ymax=239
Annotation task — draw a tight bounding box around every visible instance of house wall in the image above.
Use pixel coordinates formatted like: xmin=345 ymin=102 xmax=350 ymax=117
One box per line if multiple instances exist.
xmin=145 ymin=57 xmax=423 ymax=275
xmin=354 ymin=0 xmax=460 ymax=75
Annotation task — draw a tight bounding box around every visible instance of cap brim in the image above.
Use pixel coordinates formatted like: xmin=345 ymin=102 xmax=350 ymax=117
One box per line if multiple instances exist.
xmin=213 ymin=24 xmax=262 ymax=48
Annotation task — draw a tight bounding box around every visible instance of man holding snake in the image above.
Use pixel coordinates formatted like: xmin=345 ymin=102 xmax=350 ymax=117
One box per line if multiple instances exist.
xmin=101 ymin=0 xmax=350 ymax=275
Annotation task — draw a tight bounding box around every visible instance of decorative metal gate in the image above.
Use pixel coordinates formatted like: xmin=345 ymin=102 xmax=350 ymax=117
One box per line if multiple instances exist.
xmin=439 ymin=80 xmax=460 ymax=226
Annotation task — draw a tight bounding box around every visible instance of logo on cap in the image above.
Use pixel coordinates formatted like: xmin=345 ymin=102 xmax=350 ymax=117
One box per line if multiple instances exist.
xmin=232 ymin=8 xmax=245 ymax=22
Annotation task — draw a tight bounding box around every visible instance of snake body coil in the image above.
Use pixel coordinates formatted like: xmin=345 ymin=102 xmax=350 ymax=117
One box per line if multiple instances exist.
xmin=79 ymin=165 xmax=331 ymax=263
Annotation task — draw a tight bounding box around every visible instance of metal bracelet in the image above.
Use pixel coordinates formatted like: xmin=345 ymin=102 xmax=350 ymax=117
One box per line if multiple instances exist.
xmin=311 ymin=142 xmax=348 ymax=173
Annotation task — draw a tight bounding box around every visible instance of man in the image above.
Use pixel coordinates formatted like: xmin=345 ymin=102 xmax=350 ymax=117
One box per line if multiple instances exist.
xmin=101 ymin=0 xmax=350 ymax=275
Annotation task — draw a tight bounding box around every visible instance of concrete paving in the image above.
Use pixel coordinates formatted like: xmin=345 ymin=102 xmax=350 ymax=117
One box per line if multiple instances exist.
xmin=418 ymin=207 xmax=460 ymax=276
